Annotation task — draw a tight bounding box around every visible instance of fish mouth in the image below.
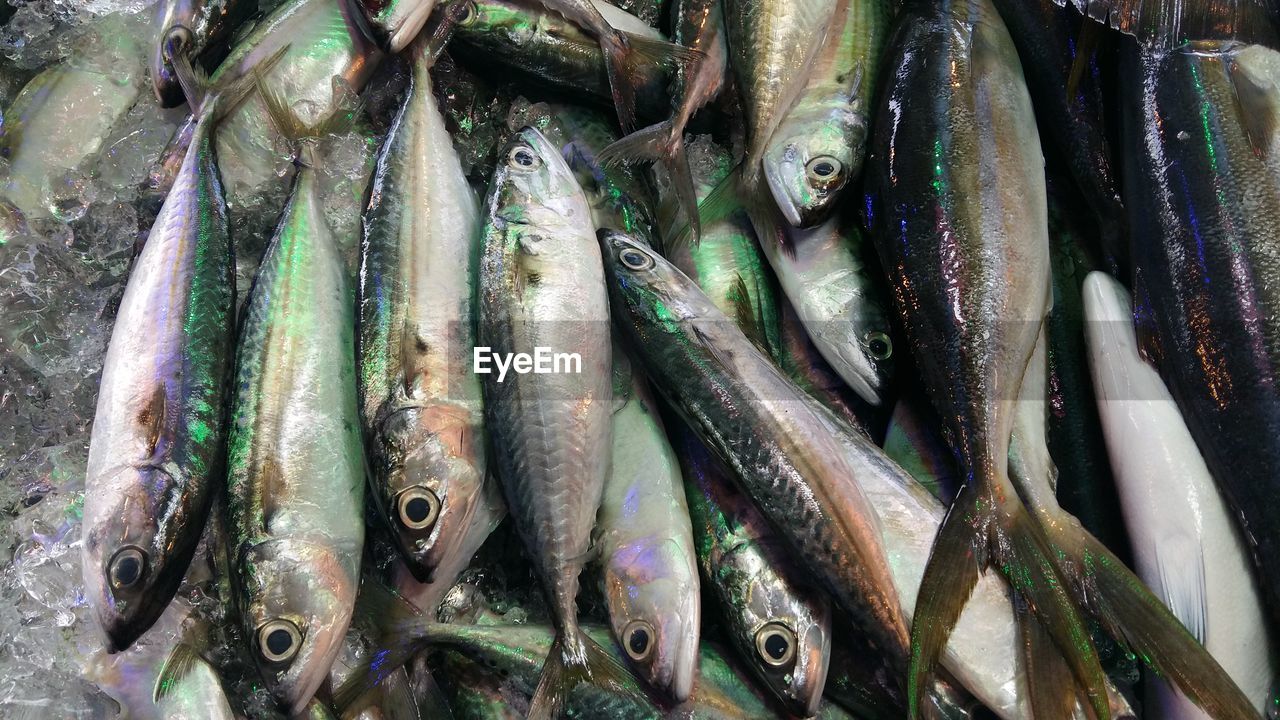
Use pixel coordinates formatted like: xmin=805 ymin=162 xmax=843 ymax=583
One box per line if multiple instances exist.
xmin=763 ymin=160 xmax=805 ymax=228
xmin=384 ymin=0 xmax=439 ymax=53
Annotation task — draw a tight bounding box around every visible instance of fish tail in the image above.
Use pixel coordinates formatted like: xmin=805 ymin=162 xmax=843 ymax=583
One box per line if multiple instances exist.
xmin=668 ymin=161 xmax=750 ymax=249
xmin=162 ymin=28 xmax=288 ymax=125
xmin=603 ymin=31 xmax=705 ymax=135
xmin=999 ymin=501 xmax=1112 ymax=720
xmin=257 ymin=74 xmax=363 ymax=167
xmin=598 ymin=120 xmax=700 ymax=241
xmin=910 ymin=485 xmax=1113 ymax=720
xmin=907 ymin=485 xmax=985 ymax=719
xmin=1049 ymin=522 xmax=1261 ymax=719
xmin=406 ymin=0 xmax=471 ymax=70
xmin=332 ymin=582 xmax=433 ymax=714
xmin=152 ymin=643 xmax=205 ymax=703
xmin=1018 ymin=602 xmax=1080 ymax=720
xmin=527 ymin=628 xmax=645 ymax=720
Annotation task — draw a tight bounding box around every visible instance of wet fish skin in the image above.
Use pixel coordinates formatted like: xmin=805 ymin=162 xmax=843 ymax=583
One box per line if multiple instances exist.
xmin=81 ymin=103 xmax=235 ymax=653
xmin=225 ymin=151 xmax=366 ymax=715
xmin=1120 ymin=36 xmax=1280 ymax=627
xmin=358 ymin=39 xmax=487 ymax=584
xmin=452 ymin=0 xmax=671 ymax=121
xmin=762 ymin=0 xmax=887 ymax=228
xmin=600 ymin=230 xmax=912 ymax=683
xmin=477 ymin=126 xmax=615 ymax=715
xmin=760 ymin=216 xmax=894 ymax=407
xmin=993 ymin=0 xmax=1126 ymax=271
xmin=596 ymin=354 xmax=700 ymax=702
xmin=1084 ymin=271 xmax=1275 ymax=717
xmin=724 ymin=0 xmax=839 ymax=180
xmin=672 ymin=424 xmax=832 ymax=717
xmin=151 ymin=0 xmax=262 ymax=107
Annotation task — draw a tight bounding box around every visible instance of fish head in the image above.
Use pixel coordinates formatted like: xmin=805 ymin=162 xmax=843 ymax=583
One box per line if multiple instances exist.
xmin=373 ymin=407 xmax=485 ymax=582
xmin=358 ymin=0 xmax=439 ymax=52
xmin=603 ymin=539 xmax=700 ymax=702
xmin=81 ymin=464 xmax=193 ymax=652
xmin=762 ymin=104 xmax=864 ymax=228
xmin=238 ymin=538 xmax=359 ymax=715
xmin=723 ymin=542 xmax=833 ymax=716
xmin=598 ymin=229 xmax=722 ymax=335
xmin=490 ymin=126 xmax=590 ymax=237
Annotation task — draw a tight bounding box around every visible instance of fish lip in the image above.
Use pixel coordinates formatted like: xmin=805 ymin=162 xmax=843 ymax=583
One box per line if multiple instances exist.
xmin=763 ymin=161 xmax=805 ymax=228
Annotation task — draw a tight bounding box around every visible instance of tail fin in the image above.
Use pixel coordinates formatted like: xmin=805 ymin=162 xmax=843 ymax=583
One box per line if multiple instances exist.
xmin=165 ymin=27 xmax=288 ymax=124
xmin=1019 ymin=605 xmax=1081 ymax=719
xmin=1056 ymin=526 xmax=1261 ymax=719
xmin=908 ymin=486 xmax=1112 ymax=720
xmin=598 ymin=120 xmax=700 ymax=241
xmin=152 ymin=643 xmax=204 ymax=703
xmin=257 ymin=73 xmax=363 ymax=166
xmin=526 ymin=628 xmax=647 ymax=720
xmin=333 ymin=582 xmax=429 ymax=713
xmin=670 ymin=162 xmax=744 ymax=248
xmin=600 ymin=31 xmax=703 ymax=135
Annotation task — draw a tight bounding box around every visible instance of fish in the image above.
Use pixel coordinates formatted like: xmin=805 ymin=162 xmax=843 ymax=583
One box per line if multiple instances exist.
xmin=529 ymin=101 xmax=662 ymax=244
xmin=0 ymin=12 xmax=147 ymax=220
xmin=992 ymin=0 xmax=1127 ymax=271
xmin=477 ymin=126 xmax=624 ymax=719
xmin=1050 ymin=0 xmax=1277 ymax=49
xmin=452 ymin=0 xmax=676 ymax=125
xmin=358 ymin=35 xmax=488 ymax=584
xmin=223 ymin=98 xmax=367 ymax=714
xmin=863 ymin=0 xmax=1119 ymax=714
xmin=532 ymin=0 xmax=698 ymax=131
xmin=150 ymin=0 xmax=264 ymax=107
xmin=602 ymin=0 xmax=667 ymax=26
xmin=1119 ymin=35 xmax=1280 ymax=630
xmin=775 ymin=296 xmax=876 ymax=435
xmin=662 ymin=135 xmax=782 ymax=358
xmin=723 ymin=0 xmax=838 ymax=185
xmin=761 ymin=0 xmax=887 ymax=228
xmin=599 ymin=230 xmax=912 ymax=689
xmin=758 ymin=215 xmax=894 ymax=407
xmin=80 ymin=61 xmax=252 ymax=653
xmin=1084 ymin=271 xmax=1276 ymax=718
xmin=671 ymin=423 xmax=832 ymax=717
xmin=1005 ymin=320 xmax=1259 ymax=719
xmin=356 ymin=0 xmax=439 ymax=52
xmin=348 ymin=622 xmax=857 ymax=719
xmin=598 ymin=0 xmax=728 ymax=238
xmin=207 ymin=0 xmax=383 ymax=229
xmin=595 ymin=349 xmax=701 ymax=702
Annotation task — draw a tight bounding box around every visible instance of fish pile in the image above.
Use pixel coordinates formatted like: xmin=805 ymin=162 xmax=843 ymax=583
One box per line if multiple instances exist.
xmin=1 ymin=0 xmax=1279 ymax=717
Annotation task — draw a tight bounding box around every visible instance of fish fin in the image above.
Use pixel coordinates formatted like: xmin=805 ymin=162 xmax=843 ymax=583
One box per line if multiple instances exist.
xmin=1001 ymin=507 xmax=1112 ymax=720
xmin=171 ymin=38 xmax=288 ymax=122
xmin=603 ymin=32 xmax=703 ymax=134
xmin=1153 ymin=535 xmax=1207 ymax=644
xmin=729 ymin=273 xmax=771 ymax=355
xmin=908 ymin=485 xmax=986 ymax=719
xmin=527 ymin=629 xmax=646 ymax=720
xmin=1230 ymin=58 xmax=1279 ymax=159
xmin=597 ymin=121 xmax=700 ymax=242
xmin=258 ymin=74 xmax=364 ymax=164
xmin=1020 ymin=606 xmax=1081 ymax=720
xmin=1060 ymin=528 xmax=1260 ymax=719
xmin=672 ymin=163 xmax=744 ymax=249
xmin=137 ymin=386 xmax=167 ymax=459
xmin=406 ymin=659 xmax=457 ymax=720
xmin=415 ymin=0 xmax=471 ymax=68
xmin=333 ymin=583 xmax=429 ymax=713
xmin=1064 ymin=18 xmax=1101 ymax=102
xmin=1064 ymin=0 xmax=1277 ymax=47
xmin=152 ymin=643 xmax=204 ymax=703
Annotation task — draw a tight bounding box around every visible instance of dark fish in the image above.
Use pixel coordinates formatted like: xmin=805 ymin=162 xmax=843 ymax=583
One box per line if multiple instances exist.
xmin=1122 ymin=28 xmax=1280 ymax=660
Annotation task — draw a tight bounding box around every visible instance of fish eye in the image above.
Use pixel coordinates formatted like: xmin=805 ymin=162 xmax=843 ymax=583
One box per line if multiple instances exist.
xmin=457 ymin=0 xmax=476 ymax=24
xmin=864 ymin=331 xmax=893 ymax=360
xmin=755 ymin=623 xmax=796 ymax=667
xmin=623 ymin=620 xmax=655 ymax=661
xmin=619 ymin=247 xmax=653 ymax=271
xmin=396 ymin=486 xmax=441 ymax=531
xmin=161 ymin=25 xmax=193 ymax=64
xmin=508 ymin=146 xmax=540 ymax=170
xmin=108 ymin=546 xmax=148 ymax=590
xmin=258 ymin=619 xmax=303 ymax=664
xmin=805 ymin=156 xmax=844 ymax=189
